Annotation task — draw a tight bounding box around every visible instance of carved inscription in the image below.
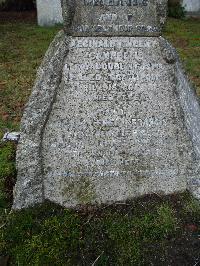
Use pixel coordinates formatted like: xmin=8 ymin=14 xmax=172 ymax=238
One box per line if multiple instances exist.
xmin=84 ymin=0 xmax=149 ymax=6
xmin=40 ymin=36 xmax=196 ymax=208
xmin=43 ymin=37 xmax=183 ymax=182
xmin=71 ymin=0 xmax=161 ymax=36
xmin=69 ymin=38 xmax=158 ymax=48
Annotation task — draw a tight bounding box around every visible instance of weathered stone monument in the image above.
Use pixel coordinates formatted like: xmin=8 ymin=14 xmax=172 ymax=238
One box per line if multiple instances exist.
xmin=13 ymin=0 xmax=200 ymax=209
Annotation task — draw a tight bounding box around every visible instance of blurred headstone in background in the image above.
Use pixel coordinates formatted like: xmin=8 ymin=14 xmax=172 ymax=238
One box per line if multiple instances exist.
xmin=182 ymin=0 xmax=200 ymax=17
xmin=168 ymin=0 xmax=200 ymax=17
xmin=182 ymin=0 xmax=200 ymax=12
xmin=36 ymin=0 xmax=63 ymax=26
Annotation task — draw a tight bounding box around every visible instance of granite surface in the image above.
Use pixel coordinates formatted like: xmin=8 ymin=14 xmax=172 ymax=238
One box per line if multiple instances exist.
xmin=13 ymin=1 xmax=200 ymax=209
xmin=41 ymin=36 xmax=198 ymax=207
xmin=13 ymin=31 xmax=70 ymax=209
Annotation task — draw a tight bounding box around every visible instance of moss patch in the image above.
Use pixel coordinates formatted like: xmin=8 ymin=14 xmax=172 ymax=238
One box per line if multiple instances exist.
xmin=62 ymin=176 xmax=96 ymax=204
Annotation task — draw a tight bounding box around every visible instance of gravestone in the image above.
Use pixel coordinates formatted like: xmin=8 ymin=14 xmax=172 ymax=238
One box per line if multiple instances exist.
xmin=182 ymin=0 xmax=200 ymax=13
xmin=13 ymin=0 xmax=200 ymax=209
xmin=36 ymin=0 xmax=63 ymax=26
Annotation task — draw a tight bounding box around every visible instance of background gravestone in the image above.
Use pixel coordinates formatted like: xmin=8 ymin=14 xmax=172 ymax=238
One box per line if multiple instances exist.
xmin=36 ymin=0 xmax=63 ymax=26
xmin=182 ymin=0 xmax=200 ymax=13
xmin=13 ymin=0 xmax=200 ymax=209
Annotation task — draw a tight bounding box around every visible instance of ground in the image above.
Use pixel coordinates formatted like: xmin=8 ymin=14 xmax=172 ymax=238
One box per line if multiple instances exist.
xmin=0 ymin=14 xmax=200 ymax=265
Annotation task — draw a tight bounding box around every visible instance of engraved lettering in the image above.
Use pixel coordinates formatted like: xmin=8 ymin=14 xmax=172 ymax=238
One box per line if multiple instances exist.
xmin=84 ymin=0 xmax=149 ymax=7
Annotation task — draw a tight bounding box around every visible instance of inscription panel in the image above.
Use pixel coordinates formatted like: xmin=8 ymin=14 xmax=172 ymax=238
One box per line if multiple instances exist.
xmin=42 ymin=37 xmax=193 ymax=205
xmin=66 ymin=0 xmax=167 ymax=36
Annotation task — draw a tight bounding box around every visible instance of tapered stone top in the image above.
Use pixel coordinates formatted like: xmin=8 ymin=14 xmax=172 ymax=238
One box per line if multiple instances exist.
xmin=61 ymin=0 xmax=167 ymax=36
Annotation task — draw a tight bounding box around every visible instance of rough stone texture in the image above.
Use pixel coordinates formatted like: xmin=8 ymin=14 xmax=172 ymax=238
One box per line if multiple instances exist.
xmin=13 ymin=31 xmax=71 ymax=209
xmin=62 ymin=0 xmax=168 ymax=37
xmin=41 ymin=37 xmax=199 ymax=207
xmin=13 ymin=1 xmax=200 ymax=209
xmin=36 ymin=0 xmax=63 ymax=26
xmin=174 ymin=50 xmax=200 ymax=199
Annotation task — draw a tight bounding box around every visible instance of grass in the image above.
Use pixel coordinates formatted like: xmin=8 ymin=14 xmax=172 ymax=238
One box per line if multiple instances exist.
xmin=164 ymin=18 xmax=200 ymax=95
xmin=0 ymin=17 xmax=200 ymax=265
xmin=0 ymin=142 xmax=16 ymax=210
xmin=0 ymin=193 xmax=199 ymax=265
xmin=0 ymin=22 xmax=61 ymax=131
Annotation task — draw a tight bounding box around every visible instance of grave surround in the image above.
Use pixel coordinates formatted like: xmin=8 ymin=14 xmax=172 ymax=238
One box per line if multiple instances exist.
xmin=13 ymin=0 xmax=200 ymax=209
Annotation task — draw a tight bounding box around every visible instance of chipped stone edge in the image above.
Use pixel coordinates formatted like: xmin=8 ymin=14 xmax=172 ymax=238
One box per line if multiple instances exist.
xmin=12 ymin=31 xmax=71 ymax=210
xmin=159 ymin=37 xmax=200 ymax=200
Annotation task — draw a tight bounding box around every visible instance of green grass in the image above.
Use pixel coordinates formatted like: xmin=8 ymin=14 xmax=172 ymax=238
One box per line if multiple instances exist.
xmin=0 ymin=18 xmax=200 ymax=265
xmin=0 ymin=142 xmax=16 ymax=210
xmin=0 ymin=23 xmax=61 ymax=130
xmin=164 ymin=18 xmax=200 ymax=95
xmin=0 ymin=193 xmax=199 ymax=265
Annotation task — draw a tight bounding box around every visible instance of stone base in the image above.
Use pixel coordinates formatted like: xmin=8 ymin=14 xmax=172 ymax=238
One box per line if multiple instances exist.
xmin=13 ymin=32 xmax=200 ymax=209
